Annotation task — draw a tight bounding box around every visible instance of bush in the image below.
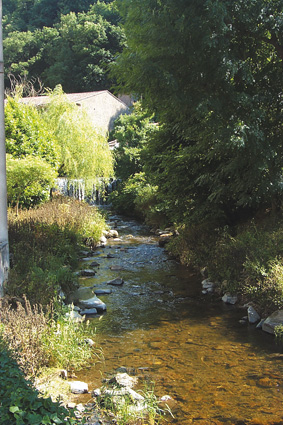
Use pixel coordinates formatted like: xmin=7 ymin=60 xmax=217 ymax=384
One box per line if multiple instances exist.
xmin=0 ymin=296 xmax=97 ymax=376
xmin=110 ymin=172 xmax=167 ymax=227
xmin=168 ymin=216 xmax=283 ymax=314
xmin=7 ymin=197 xmax=107 ymax=304
xmin=0 ymin=345 xmax=77 ymax=424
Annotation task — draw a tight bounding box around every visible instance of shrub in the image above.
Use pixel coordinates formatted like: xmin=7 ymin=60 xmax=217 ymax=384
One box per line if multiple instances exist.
xmin=0 ymin=296 xmax=97 ymax=376
xmin=6 ymin=154 xmax=57 ymax=213
xmin=0 ymin=345 xmax=77 ymax=424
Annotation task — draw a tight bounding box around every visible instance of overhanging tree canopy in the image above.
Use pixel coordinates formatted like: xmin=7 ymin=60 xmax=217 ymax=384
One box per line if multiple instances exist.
xmin=113 ymin=0 xmax=283 ymax=223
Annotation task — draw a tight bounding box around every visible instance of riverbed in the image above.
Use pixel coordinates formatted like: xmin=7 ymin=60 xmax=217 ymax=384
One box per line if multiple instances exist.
xmin=74 ymin=213 xmax=283 ymax=425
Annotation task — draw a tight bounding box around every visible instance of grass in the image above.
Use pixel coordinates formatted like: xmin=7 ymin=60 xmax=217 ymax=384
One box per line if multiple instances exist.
xmin=7 ymin=196 xmax=107 ymax=305
xmin=168 ymin=213 xmax=283 ymax=315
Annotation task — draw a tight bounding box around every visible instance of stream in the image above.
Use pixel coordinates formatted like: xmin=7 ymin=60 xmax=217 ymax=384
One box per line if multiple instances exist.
xmin=74 ymin=213 xmax=283 ymax=425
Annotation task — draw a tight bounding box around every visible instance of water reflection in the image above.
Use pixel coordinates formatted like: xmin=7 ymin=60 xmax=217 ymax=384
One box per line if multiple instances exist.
xmin=76 ymin=215 xmax=283 ymax=425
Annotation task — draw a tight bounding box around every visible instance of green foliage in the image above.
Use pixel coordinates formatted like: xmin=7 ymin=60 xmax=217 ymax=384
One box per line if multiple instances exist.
xmin=110 ymin=102 xmax=158 ymax=180
xmin=5 ymin=96 xmax=59 ymax=166
xmin=0 ymin=346 xmax=77 ymax=424
xmin=113 ymin=0 xmax=283 ymax=225
xmin=168 ymin=216 xmax=283 ymax=313
xmin=0 ymin=297 xmax=97 ymax=375
xmin=3 ymin=2 xmax=125 ymax=93
xmin=42 ymin=87 xmax=114 ymax=182
xmin=7 ymin=197 xmax=107 ymax=304
xmin=6 ymin=154 xmax=57 ymax=212
xmin=110 ymin=173 xmax=165 ymax=226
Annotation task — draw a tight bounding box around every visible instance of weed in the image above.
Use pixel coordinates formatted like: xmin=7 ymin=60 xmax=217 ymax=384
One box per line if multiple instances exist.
xmin=0 ymin=296 xmax=99 ymax=376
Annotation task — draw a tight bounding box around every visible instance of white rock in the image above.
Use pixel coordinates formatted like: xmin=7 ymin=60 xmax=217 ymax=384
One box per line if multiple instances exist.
xmin=79 ymin=296 xmax=106 ymax=312
xmin=222 ymin=293 xmax=238 ymax=305
xmin=115 ymin=373 xmax=138 ymax=389
xmin=201 ymin=279 xmax=214 ymax=290
xmin=70 ymin=381 xmax=88 ymax=394
xmin=247 ymin=306 xmax=261 ymax=324
xmin=75 ymin=404 xmax=85 ymax=413
xmin=160 ymin=395 xmax=173 ymax=402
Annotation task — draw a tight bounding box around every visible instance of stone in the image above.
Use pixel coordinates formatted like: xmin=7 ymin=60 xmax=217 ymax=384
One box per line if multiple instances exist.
xmin=256 ymin=319 xmax=265 ymax=329
xmin=99 ymin=236 xmax=107 ymax=245
xmin=85 ymin=338 xmax=95 ymax=346
xmin=90 ymin=261 xmax=100 ymax=267
xmin=80 ymin=269 xmax=96 ymax=277
xmin=70 ymin=381 xmax=88 ymax=394
xmin=202 ymin=279 xmax=214 ymax=290
xmin=67 ymin=402 xmax=76 ymax=409
xmin=222 ymin=293 xmax=238 ymax=305
xmin=110 ymin=265 xmax=125 ymax=271
xmin=158 ymin=234 xmax=172 ymax=247
xmin=75 ymin=404 xmax=85 ymax=413
xmin=247 ymin=306 xmax=261 ymax=324
xmin=106 ymin=229 xmax=119 ymax=239
xmin=94 ymin=288 xmax=112 ymax=295
xmin=113 ymin=373 xmax=138 ymax=389
xmin=65 ymin=310 xmax=84 ymax=322
xmin=262 ymin=310 xmax=283 ymax=334
xmin=79 ymin=296 xmax=106 ymax=312
xmin=107 ymin=278 xmax=124 ymax=286
xmin=92 ymin=388 xmax=101 ymax=397
xmin=80 ymin=308 xmax=98 ymax=315
xmin=160 ymin=395 xmax=173 ymax=402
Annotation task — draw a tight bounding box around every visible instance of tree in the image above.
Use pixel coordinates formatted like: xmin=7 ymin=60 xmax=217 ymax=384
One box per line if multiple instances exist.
xmin=110 ymin=102 xmax=157 ymax=180
xmin=6 ymin=154 xmax=57 ymax=214
xmin=3 ymin=2 xmax=126 ymax=92
xmin=5 ymin=96 xmax=59 ymax=167
xmin=42 ymin=86 xmax=114 ymax=182
xmin=113 ymin=0 xmax=283 ymax=224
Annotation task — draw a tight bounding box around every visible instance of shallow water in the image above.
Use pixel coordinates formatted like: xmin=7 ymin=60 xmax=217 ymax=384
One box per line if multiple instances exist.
xmin=75 ymin=214 xmax=283 ymax=425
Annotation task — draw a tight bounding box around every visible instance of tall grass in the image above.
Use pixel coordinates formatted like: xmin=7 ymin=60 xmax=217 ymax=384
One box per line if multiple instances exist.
xmin=7 ymin=196 xmax=107 ymax=305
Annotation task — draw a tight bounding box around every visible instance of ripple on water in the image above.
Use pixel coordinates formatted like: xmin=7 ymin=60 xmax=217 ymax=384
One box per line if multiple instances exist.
xmin=75 ymin=215 xmax=283 ymax=425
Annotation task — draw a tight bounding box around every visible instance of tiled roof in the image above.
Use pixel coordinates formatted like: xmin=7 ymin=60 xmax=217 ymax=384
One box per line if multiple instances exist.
xmin=18 ymin=90 xmax=128 ymax=107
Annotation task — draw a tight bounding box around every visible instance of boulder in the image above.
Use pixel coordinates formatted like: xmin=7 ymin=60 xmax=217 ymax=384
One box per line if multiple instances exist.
xmin=109 ymin=373 xmax=138 ymax=389
xmin=90 ymin=261 xmax=100 ymax=267
xmin=107 ymin=278 xmax=124 ymax=286
xmin=105 ymin=229 xmax=119 ymax=239
xmin=222 ymin=293 xmax=238 ymax=305
xmin=78 ymin=296 xmax=106 ymax=312
xmin=247 ymin=306 xmax=261 ymax=324
xmin=262 ymin=310 xmax=283 ymax=334
xmin=70 ymin=381 xmax=88 ymax=394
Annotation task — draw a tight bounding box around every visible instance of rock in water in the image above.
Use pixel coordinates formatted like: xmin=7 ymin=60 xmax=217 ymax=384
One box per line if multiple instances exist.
xmin=79 ymin=296 xmax=106 ymax=312
xmin=247 ymin=306 xmax=260 ymax=324
xmin=70 ymin=381 xmax=88 ymax=394
xmin=107 ymin=278 xmax=124 ymax=286
xmin=262 ymin=310 xmax=283 ymax=334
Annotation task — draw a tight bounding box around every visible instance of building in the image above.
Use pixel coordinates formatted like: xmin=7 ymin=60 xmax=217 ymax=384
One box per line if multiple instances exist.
xmin=20 ymin=90 xmax=129 ymax=135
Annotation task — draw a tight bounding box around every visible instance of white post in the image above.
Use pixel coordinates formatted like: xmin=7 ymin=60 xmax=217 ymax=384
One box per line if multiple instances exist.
xmin=0 ymin=0 xmax=9 ymax=297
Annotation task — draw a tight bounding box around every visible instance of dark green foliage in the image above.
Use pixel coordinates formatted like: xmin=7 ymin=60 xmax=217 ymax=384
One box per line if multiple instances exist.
xmin=110 ymin=102 xmax=157 ymax=180
xmin=113 ymin=0 xmax=283 ymax=225
xmin=3 ymin=2 xmax=125 ymax=93
xmin=0 ymin=347 xmax=77 ymax=424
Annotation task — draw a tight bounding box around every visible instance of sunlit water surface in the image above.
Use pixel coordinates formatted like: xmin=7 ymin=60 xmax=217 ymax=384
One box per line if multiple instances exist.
xmin=74 ymin=214 xmax=283 ymax=425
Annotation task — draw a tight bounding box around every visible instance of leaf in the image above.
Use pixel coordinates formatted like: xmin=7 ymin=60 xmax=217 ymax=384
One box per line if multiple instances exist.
xmin=9 ymin=406 xmax=20 ymax=413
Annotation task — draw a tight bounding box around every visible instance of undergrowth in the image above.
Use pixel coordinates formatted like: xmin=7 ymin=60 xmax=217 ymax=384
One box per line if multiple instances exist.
xmin=0 ymin=296 xmax=98 ymax=377
xmin=0 ymin=344 xmax=78 ymax=425
xmin=7 ymin=196 xmax=106 ymax=305
xmin=168 ymin=214 xmax=283 ymax=314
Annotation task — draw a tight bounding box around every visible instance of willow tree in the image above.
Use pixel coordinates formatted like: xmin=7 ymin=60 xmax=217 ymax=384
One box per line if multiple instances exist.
xmin=42 ymin=86 xmax=114 ymax=186
xmin=113 ymin=0 xmax=283 ymax=224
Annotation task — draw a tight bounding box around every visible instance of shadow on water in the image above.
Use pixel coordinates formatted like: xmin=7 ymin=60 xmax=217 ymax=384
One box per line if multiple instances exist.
xmin=75 ymin=213 xmax=283 ymax=425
